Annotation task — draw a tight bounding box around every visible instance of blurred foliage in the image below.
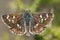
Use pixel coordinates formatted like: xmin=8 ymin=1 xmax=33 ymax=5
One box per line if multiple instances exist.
xmin=34 ymin=35 xmax=44 ymax=40
xmin=2 ymin=31 xmax=9 ymax=40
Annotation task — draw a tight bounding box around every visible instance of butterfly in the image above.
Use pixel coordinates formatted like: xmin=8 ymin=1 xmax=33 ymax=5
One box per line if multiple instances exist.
xmin=1 ymin=8 xmax=54 ymax=36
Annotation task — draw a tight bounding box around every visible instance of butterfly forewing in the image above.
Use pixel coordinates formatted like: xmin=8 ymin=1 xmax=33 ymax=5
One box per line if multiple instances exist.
xmin=29 ymin=13 xmax=54 ymax=34
xmin=1 ymin=13 xmax=26 ymax=35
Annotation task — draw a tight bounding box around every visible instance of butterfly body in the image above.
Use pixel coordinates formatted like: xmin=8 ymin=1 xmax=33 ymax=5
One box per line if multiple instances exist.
xmin=23 ymin=9 xmax=32 ymax=26
xmin=1 ymin=8 xmax=54 ymax=36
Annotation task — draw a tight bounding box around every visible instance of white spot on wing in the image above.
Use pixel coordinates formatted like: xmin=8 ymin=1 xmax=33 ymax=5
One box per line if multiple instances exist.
xmin=8 ymin=26 xmax=11 ymax=28
xmin=12 ymin=20 xmax=14 ymax=23
xmin=13 ymin=16 xmax=15 ymax=19
xmin=34 ymin=24 xmax=38 ymax=28
xmin=7 ymin=15 xmax=9 ymax=19
xmin=34 ymin=26 xmax=36 ymax=28
xmin=41 ymin=19 xmax=43 ymax=22
xmin=8 ymin=19 xmax=11 ymax=21
xmin=40 ymin=15 xmax=42 ymax=18
xmin=36 ymin=24 xmax=38 ymax=26
xmin=44 ymin=18 xmax=47 ymax=20
xmin=17 ymin=24 xmax=20 ymax=27
xmin=46 ymin=14 xmax=48 ymax=17
xmin=40 ymin=28 xmax=43 ymax=31
xmin=19 ymin=26 xmax=21 ymax=28
xmin=17 ymin=24 xmax=21 ymax=28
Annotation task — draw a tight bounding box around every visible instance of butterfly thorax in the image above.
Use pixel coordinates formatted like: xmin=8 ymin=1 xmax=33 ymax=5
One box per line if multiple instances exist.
xmin=23 ymin=9 xmax=32 ymax=26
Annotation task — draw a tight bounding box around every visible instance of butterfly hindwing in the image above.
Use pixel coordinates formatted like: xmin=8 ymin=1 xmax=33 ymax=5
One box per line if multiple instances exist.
xmin=1 ymin=13 xmax=26 ymax=35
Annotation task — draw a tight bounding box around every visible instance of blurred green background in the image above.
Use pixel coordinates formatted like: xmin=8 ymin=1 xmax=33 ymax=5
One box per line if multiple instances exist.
xmin=0 ymin=0 xmax=60 ymax=40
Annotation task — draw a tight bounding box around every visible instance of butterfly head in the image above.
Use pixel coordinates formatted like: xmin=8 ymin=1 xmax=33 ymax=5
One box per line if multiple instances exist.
xmin=24 ymin=9 xmax=30 ymax=14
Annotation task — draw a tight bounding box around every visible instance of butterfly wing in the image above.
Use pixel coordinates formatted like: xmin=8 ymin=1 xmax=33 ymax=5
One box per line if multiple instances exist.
xmin=1 ymin=13 xmax=26 ymax=35
xmin=29 ymin=8 xmax=54 ymax=35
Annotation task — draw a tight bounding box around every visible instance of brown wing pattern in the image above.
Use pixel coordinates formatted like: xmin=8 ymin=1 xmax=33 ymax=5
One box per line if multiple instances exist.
xmin=30 ymin=13 xmax=54 ymax=34
xmin=1 ymin=13 xmax=26 ymax=35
